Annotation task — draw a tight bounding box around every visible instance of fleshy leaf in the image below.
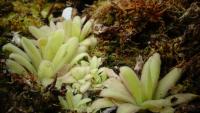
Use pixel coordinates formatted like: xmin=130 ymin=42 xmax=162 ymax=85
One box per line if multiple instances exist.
xmin=141 ymin=99 xmax=170 ymax=112
xmin=73 ymin=94 xmax=82 ymax=107
xmin=52 ymin=43 xmax=68 ymax=69
xmin=63 ymin=20 xmax=72 ymax=40
xmin=29 ymin=26 xmax=46 ymax=39
xmin=80 ymin=35 xmax=97 ymax=49
xmin=71 ymin=67 xmax=89 ymax=80
xmin=117 ymin=103 xmax=141 ymax=113
xmin=44 ymin=29 xmax=65 ymax=60
xmin=80 ymin=81 xmax=91 ymax=93
xmin=71 ymin=16 xmax=81 ymax=38
xmin=120 ymin=66 xmax=143 ymax=104
xmin=55 ymin=37 xmax=79 ymax=72
xmin=100 ymin=88 xmax=134 ymax=104
xmin=38 ymin=60 xmax=54 ymax=80
xmin=58 ymin=96 xmax=68 ymax=109
xmin=6 ymin=59 xmax=27 ymax=75
xmin=165 ymin=93 xmax=198 ymax=106
xmin=66 ymin=88 xmax=74 ymax=109
xmin=155 ymin=68 xmax=182 ymax=99
xmin=80 ymin=19 xmax=93 ymax=41
xmin=103 ymin=78 xmax=135 ymax=104
xmin=21 ymin=37 xmax=42 ymax=68
xmin=91 ymin=98 xmax=115 ymax=112
xmin=77 ymin=45 xmax=88 ymax=53
xmin=3 ymin=43 xmax=30 ymax=61
xmin=90 ymin=56 xmax=102 ymax=69
xmin=9 ymin=53 xmax=37 ymax=75
xmin=77 ymin=98 xmax=91 ymax=107
xmin=56 ymin=73 xmax=76 ymax=88
xmin=70 ymin=53 xmax=90 ymax=66
xmin=149 ymin=53 xmax=161 ymax=98
xmin=37 ymin=38 xmax=48 ymax=57
xmin=40 ymin=26 xmax=52 ymax=35
xmin=141 ymin=58 xmax=153 ymax=100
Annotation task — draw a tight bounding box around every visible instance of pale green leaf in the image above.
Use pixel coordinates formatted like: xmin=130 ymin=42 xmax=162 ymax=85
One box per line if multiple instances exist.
xmin=40 ymin=26 xmax=52 ymax=35
xmin=77 ymin=98 xmax=91 ymax=107
xmin=44 ymin=29 xmax=65 ymax=60
xmin=80 ymin=35 xmax=97 ymax=48
xmin=21 ymin=37 xmax=42 ymax=69
xmin=80 ymin=81 xmax=91 ymax=93
xmin=52 ymin=43 xmax=68 ymax=69
xmin=71 ymin=16 xmax=81 ymax=38
xmin=141 ymin=99 xmax=170 ymax=111
xmin=77 ymin=45 xmax=88 ymax=53
xmin=141 ymin=58 xmax=153 ymax=100
xmin=55 ymin=37 xmax=79 ymax=72
xmin=100 ymin=88 xmax=134 ymax=104
xmin=66 ymin=89 xmax=74 ymax=109
xmin=29 ymin=26 xmax=46 ymax=39
xmin=81 ymin=16 xmax=87 ymax=25
xmin=103 ymin=78 xmax=135 ymax=104
xmin=6 ymin=59 xmax=27 ymax=75
xmin=9 ymin=53 xmax=37 ymax=75
xmin=149 ymin=53 xmax=161 ymax=98
xmin=63 ymin=20 xmax=72 ymax=40
xmin=90 ymin=56 xmax=102 ymax=69
xmin=91 ymin=98 xmax=115 ymax=112
xmin=3 ymin=43 xmax=30 ymax=61
xmin=57 ymin=73 xmax=76 ymax=84
xmin=165 ymin=93 xmax=198 ymax=106
xmin=37 ymin=38 xmax=48 ymax=57
xmin=70 ymin=53 xmax=90 ymax=66
xmin=80 ymin=19 xmax=93 ymax=41
xmin=38 ymin=60 xmax=54 ymax=80
xmin=41 ymin=78 xmax=53 ymax=87
xmin=155 ymin=68 xmax=182 ymax=99
xmin=73 ymin=94 xmax=82 ymax=107
xmin=71 ymin=67 xmax=89 ymax=80
xmin=120 ymin=66 xmax=143 ymax=104
xmin=117 ymin=103 xmax=141 ymax=113
xmin=58 ymin=96 xmax=68 ymax=109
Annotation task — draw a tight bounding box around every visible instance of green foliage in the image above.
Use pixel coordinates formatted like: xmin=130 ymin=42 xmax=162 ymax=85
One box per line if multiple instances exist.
xmin=3 ymin=11 xmax=198 ymax=113
xmin=56 ymin=55 xmax=108 ymax=92
xmin=58 ymin=88 xmax=91 ymax=112
xmin=3 ymin=16 xmax=97 ymax=87
xmin=91 ymin=53 xmax=198 ymax=113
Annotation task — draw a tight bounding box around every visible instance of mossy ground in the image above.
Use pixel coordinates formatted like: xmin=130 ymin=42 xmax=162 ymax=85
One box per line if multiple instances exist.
xmin=0 ymin=0 xmax=200 ymax=113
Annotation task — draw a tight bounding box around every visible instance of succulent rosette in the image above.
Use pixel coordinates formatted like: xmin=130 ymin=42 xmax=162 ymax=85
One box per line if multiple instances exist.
xmin=91 ymin=53 xmax=198 ymax=113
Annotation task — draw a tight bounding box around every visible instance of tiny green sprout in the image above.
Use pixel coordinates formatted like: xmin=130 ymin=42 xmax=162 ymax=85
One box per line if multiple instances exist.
xmin=91 ymin=53 xmax=198 ymax=113
xmin=59 ymin=87 xmax=91 ymax=112
xmin=3 ymin=16 xmax=97 ymax=87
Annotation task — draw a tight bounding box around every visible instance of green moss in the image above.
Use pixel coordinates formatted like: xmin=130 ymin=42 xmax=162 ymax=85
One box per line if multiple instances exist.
xmin=0 ymin=0 xmax=45 ymax=34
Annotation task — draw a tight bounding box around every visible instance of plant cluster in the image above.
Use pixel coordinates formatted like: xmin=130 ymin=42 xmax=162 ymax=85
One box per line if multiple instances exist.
xmin=3 ymin=14 xmax=198 ymax=113
xmin=59 ymin=87 xmax=92 ymax=112
xmin=56 ymin=55 xmax=107 ymax=92
xmin=91 ymin=53 xmax=198 ymax=113
xmin=57 ymin=55 xmax=108 ymax=112
xmin=3 ymin=16 xmax=97 ymax=87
